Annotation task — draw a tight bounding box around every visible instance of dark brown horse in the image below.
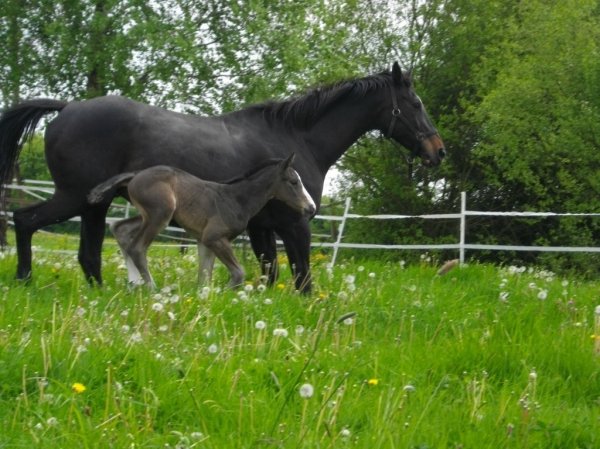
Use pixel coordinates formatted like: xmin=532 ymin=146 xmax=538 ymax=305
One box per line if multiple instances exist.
xmin=88 ymin=155 xmax=315 ymax=289
xmin=0 ymin=62 xmax=445 ymax=292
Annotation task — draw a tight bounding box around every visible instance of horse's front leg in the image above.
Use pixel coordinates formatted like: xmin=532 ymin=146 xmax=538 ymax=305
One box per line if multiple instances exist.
xmin=247 ymin=224 xmax=279 ymax=286
xmin=276 ymin=218 xmax=312 ymax=294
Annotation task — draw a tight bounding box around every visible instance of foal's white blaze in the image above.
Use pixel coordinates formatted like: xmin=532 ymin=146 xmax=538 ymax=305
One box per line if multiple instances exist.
xmin=294 ymin=169 xmax=316 ymax=212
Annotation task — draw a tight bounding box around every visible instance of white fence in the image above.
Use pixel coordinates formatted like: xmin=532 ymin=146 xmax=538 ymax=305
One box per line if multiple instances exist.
xmin=3 ymin=182 xmax=600 ymax=264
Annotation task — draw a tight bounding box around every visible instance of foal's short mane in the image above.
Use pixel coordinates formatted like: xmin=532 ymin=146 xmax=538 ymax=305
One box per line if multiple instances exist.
xmin=250 ymin=69 xmax=397 ymax=129
xmin=221 ymin=158 xmax=283 ymax=184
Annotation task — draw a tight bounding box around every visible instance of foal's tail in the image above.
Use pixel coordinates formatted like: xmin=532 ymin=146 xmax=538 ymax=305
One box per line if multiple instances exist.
xmin=0 ymin=99 xmax=68 ymax=200
xmin=87 ymin=172 xmax=136 ymax=204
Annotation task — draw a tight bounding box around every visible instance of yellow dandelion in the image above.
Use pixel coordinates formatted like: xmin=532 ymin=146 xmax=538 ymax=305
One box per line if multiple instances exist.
xmin=318 ymin=292 xmax=327 ymax=300
xmin=367 ymin=378 xmax=379 ymax=386
xmin=72 ymin=382 xmax=87 ymax=394
xmin=276 ymin=283 xmax=285 ymax=290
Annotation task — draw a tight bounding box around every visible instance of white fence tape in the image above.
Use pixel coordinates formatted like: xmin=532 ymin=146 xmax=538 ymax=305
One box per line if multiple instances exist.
xmin=3 ymin=181 xmax=600 ymax=265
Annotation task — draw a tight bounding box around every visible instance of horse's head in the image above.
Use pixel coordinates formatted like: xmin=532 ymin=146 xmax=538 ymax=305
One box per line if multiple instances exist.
xmin=384 ymin=62 xmax=446 ymax=167
xmin=274 ymin=153 xmax=317 ymax=217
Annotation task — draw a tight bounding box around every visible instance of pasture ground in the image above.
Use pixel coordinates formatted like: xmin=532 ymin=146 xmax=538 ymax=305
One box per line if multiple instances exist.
xmin=0 ymin=231 xmax=599 ymax=448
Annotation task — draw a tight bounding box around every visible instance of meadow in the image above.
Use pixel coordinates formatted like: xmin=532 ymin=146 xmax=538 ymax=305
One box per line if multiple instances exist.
xmin=0 ymin=231 xmax=599 ymax=448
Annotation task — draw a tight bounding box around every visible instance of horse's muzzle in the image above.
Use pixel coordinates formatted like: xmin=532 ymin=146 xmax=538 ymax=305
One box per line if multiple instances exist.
xmin=421 ymin=134 xmax=446 ymax=167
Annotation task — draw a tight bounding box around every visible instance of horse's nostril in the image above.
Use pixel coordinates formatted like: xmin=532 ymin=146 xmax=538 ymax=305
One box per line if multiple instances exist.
xmin=438 ymin=148 xmax=447 ymax=159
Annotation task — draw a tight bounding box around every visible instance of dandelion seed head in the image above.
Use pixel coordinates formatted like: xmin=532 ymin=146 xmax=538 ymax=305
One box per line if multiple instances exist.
xmin=151 ymin=302 xmax=164 ymax=312
xmin=273 ymin=328 xmax=289 ymax=338
xmin=46 ymin=417 xmax=59 ymax=427
xmin=255 ymin=320 xmax=266 ymax=330
xmin=299 ymin=383 xmax=314 ymax=398
xmin=537 ymin=290 xmax=548 ymax=301
xmin=403 ymin=384 xmax=416 ymax=393
xmin=208 ymin=344 xmax=218 ymax=354
xmin=339 ymin=428 xmax=351 ymax=438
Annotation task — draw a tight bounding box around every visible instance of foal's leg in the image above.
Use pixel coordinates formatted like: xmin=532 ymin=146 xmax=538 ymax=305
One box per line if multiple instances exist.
xmin=127 ymin=208 xmax=175 ymax=289
xmin=12 ymin=191 xmax=85 ymax=280
xmin=111 ymin=216 xmax=145 ymax=286
xmin=197 ymin=242 xmax=216 ymax=285
xmin=206 ymin=238 xmax=244 ymax=288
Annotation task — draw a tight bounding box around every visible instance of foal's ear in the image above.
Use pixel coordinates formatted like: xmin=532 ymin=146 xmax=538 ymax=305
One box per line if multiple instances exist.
xmin=282 ymin=152 xmax=295 ymax=170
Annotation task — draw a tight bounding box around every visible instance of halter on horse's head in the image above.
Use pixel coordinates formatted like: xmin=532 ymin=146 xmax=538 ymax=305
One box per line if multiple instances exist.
xmin=385 ymin=62 xmax=446 ymax=167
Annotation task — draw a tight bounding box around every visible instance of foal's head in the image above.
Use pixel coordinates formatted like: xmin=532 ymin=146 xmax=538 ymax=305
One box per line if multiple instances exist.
xmin=272 ymin=154 xmax=316 ymax=217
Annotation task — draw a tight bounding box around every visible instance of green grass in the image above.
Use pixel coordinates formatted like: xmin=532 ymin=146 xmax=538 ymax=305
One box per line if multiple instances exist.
xmin=0 ymin=232 xmax=599 ymax=448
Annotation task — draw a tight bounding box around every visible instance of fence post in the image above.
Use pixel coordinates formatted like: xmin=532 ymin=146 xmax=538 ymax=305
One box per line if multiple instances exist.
xmin=459 ymin=191 xmax=466 ymax=264
xmin=330 ymin=197 xmax=351 ymax=267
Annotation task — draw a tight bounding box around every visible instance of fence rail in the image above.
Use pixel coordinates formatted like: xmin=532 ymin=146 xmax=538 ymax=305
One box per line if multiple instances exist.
xmin=2 ymin=181 xmax=600 ymax=265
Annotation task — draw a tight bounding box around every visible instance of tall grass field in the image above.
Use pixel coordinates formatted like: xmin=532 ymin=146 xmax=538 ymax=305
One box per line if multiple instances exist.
xmin=0 ymin=231 xmax=599 ymax=448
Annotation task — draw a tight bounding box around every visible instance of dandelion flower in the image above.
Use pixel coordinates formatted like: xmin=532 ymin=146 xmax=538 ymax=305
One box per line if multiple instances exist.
xmin=72 ymin=382 xmax=86 ymax=394
xmin=244 ymin=284 xmax=254 ymax=293
xmin=208 ymin=344 xmax=218 ymax=354
xmin=299 ymin=383 xmax=314 ymax=398
xmin=277 ymin=283 xmax=285 ymax=290
xmin=255 ymin=320 xmax=267 ymax=330
xmin=367 ymin=378 xmax=379 ymax=386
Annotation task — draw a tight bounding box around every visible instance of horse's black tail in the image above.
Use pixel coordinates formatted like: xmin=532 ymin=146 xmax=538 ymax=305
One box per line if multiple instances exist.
xmin=0 ymin=99 xmax=68 ymax=200
xmin=87 ymin=172 xmax=136 ymax=204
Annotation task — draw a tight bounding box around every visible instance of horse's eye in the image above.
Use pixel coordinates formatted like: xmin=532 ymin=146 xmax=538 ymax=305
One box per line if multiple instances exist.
xmin=290 ymin=179 xmax=299 ymax=186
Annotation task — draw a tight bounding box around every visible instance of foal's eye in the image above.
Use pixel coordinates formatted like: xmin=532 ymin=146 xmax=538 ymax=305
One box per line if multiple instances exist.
xmin=290 ymin=179 xmax=299 ymax=186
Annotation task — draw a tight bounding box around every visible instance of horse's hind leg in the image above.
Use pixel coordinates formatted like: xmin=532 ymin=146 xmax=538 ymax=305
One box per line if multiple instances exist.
xmin=79 ymin=203 xmax=110 ymax=285
xmin=13 ymin=191 xmax=84 ymax=280
xmin=206 ymin=238 xmax=244 ymax=288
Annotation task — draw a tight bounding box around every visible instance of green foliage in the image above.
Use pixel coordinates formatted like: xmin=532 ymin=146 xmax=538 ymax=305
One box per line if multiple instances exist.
xmin=0 ymin=232 xmax=599 ymax=448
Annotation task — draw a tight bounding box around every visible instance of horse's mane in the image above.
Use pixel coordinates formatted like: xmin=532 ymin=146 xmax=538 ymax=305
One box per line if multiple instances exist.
xmin=221 ymin=158 xmax=283 ymax=184
xmin=248 ymin=70 xmax=395 ymax=129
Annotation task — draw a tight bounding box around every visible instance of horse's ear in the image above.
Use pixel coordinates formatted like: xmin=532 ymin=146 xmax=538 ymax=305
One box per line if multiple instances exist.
xmin=392 ymin=61 xmax=411 ymax=87
xmin=392 ymin=61 xmax=403 ymax=83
